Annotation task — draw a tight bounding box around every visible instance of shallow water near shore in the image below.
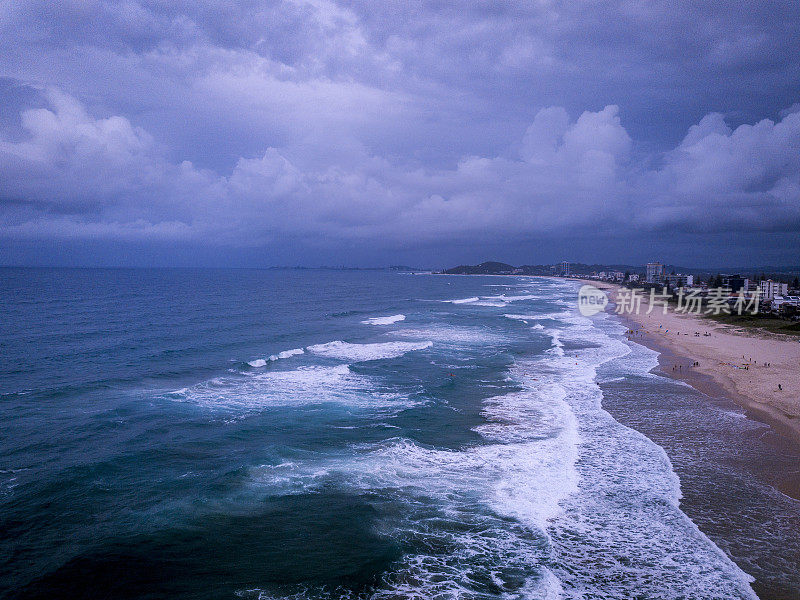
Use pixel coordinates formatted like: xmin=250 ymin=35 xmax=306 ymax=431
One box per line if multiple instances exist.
xmin=598 ymin=343 xmax=800 ymax=600
xmin=1 ymin=268 xmax=799 ymax=599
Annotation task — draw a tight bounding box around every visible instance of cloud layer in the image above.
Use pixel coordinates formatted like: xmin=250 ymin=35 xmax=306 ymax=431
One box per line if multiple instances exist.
xmin=0 ymin=0 xmax=799 ymax=265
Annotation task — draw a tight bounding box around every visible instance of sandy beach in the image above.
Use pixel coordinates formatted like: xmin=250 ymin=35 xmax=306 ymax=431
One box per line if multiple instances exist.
xmin=573 ymin=279 xmax=800 ymax=448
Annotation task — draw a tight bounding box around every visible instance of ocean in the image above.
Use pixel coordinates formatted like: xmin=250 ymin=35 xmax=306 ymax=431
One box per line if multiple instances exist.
xmin=1 ymin=268 xmax=798 ymax=599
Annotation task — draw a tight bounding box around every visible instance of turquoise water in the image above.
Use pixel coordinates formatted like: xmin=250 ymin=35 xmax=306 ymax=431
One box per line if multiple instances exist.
xmin=1 ymin=269 xmax=798 ymax=599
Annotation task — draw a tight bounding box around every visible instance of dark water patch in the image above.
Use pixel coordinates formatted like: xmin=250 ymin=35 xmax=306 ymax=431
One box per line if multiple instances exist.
xmin=9 ymin=493 xmax=400 ymax=600
xmin=560 ymin=340 xmax=599 ymax=352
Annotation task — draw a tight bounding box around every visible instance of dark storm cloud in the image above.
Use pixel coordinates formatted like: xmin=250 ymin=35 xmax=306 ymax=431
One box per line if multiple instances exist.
xmin=0 ymin=0 xmax=798 ymax=265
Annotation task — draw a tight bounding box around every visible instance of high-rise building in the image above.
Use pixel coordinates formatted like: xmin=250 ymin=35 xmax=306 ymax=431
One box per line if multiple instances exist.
xmin=559 ymin=261 xmax=570 ymax=277
xmin=645 ymin=262 xmax=664 ymax=283
xmin=759 ymin=280 xmax=788 ymax=300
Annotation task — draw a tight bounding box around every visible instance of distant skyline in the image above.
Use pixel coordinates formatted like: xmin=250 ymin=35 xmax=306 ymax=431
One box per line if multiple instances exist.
xmin=1 ymin=1 xmax=799 ymax=267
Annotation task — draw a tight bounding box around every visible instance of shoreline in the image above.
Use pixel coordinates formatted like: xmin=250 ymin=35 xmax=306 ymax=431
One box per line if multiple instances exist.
xmin=570 ymin=278 xmax=800 ymax=499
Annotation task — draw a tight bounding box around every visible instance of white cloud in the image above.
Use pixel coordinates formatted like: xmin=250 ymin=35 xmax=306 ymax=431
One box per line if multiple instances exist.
xmin=1 ymin=91 xmax=799 ymax=248
xmin=666 ymin=112 xmax=800 ymax=196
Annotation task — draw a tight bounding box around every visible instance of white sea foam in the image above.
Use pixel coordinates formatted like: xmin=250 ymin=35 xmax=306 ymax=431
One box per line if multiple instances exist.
xmin=362 ymin=314 xmax=406 ymax=325
xmin=244 ymin=389 xmax=577 ymax=598
xmin=544 ymin=328 xmax=565 ymax=355
xmin=484 ymin=294 xmax=539 ymax=302
xmin=170 ymin=364 xmax=413 ymax=414
xmin=530 ymin=304 xmax=759 ymax=599
xmin=445 ymin=296 xmax=480 ymax=304
xmin=443 ymin=294 xmax=539 ymax=308
xmin=504 ymin=310 xmax=573 ymax=321
xmin=269 ymin=348 xmax=304 ymax=361
xmin=247 ymin=348 xmax=304 ymax=367
xmin=306 ymin=340 xmax=432 ymax=361
xmin=393 ymin=326 xmax=506 ymax=348
xmin=248 ymin=430 xmax=570 ymax=599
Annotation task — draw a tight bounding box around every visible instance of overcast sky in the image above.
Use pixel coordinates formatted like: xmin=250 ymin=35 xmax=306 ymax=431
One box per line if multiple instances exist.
xmin=1 ymin=0 xmax=799 ymax=268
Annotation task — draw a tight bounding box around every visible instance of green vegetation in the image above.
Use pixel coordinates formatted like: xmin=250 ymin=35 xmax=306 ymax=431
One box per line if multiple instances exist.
xmin=705 ymin=312 xmax=800 ymax=337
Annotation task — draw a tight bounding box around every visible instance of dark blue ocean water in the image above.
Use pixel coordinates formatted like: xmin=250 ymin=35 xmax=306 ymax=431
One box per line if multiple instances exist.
xmin=1 ymin=268 xmax=798 ymax=599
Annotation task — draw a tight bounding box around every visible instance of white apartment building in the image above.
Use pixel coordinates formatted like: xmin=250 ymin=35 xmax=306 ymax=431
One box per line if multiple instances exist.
xmin=665 ymin=274 xmax=694 ymax=288
xmin=759 ymin=279 xmax=788 ymax=300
